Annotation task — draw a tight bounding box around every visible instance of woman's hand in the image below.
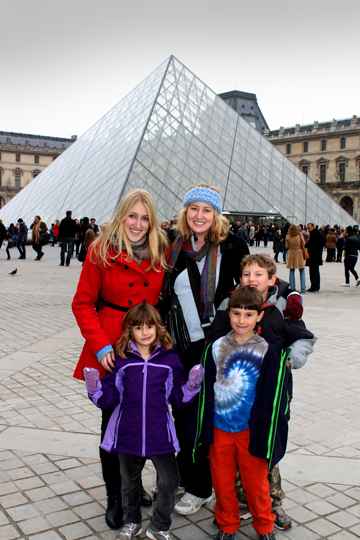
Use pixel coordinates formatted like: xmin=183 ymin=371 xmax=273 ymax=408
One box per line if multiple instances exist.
xmin=101 ymin=351 xmax=115 ymax=372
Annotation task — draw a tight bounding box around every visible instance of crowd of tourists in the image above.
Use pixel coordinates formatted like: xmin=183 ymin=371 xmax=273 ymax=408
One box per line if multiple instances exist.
xmin=0 ymin=214 xmax=99 ymax=265
xmin=0 ymin=187 xmax=358 ymax=540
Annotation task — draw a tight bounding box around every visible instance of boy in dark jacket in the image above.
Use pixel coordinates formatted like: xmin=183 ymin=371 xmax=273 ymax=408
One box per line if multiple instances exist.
xmin=208 ymin=286 xmax=289 ymax=540
xmin=207 ymin=253 xmax=316 ymax=531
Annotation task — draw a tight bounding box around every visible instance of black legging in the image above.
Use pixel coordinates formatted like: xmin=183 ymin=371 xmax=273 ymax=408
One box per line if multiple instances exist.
xmin=174 ymin=339 xmax=212 ymax=499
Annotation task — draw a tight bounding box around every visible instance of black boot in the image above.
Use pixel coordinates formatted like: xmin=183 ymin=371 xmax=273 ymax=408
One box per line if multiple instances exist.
xmin=140 ymin=483 xmax=152 ymax=507
xmin=105 ymin=487 xmax=123 ymax=530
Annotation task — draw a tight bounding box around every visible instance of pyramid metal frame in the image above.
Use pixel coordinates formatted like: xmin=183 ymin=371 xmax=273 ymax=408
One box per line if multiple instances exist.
xmin=0 ymin=55 xmax=357 ymax=228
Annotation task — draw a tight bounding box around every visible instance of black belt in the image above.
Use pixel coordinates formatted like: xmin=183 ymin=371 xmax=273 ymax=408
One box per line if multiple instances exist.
xmin=104 ymin=300 xmax=159 ymax=312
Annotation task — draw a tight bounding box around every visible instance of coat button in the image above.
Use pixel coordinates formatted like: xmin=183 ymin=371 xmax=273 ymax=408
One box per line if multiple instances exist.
xmin=124 ymin=265 xmax=129 ymax=270
xmin=129 ymin=283 xmax=134 ymax=287
xmin=128 ymin=300 xmax=132 ymax=305
xmin=144 ymin=282 xmax=148 ymax=287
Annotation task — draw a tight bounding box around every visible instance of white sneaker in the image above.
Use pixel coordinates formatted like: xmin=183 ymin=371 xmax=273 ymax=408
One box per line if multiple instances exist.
xmin=174 ymin=492 xmax=214 ymax=515
xmin=116 ymin=523 xmax=142 ymax=540
xmin=341 ymin=283 xmax=350 ymax=287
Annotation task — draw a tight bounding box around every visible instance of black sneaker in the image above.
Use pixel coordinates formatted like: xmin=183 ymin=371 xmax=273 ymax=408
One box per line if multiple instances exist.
xmin=273 ymin=508 xmax=292 ymax=530
xmin=258 ymin=532 xmax=276 ymax=540
xmin=214 ymin=531 xmax=235 ymax=540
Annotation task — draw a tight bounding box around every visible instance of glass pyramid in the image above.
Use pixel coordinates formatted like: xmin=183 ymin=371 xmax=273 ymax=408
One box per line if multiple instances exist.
xmin=0 ymin=56 xmax=357 ymax=228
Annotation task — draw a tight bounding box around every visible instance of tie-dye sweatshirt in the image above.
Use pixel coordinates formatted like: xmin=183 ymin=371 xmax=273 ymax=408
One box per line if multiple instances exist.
xmin=212 ymin=331 xmax=269 ymax=433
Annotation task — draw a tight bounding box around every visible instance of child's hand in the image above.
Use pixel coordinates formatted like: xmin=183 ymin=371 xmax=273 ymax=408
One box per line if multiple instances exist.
xmin=186 ymin=364 xmax=205 ymax=391
xmin=283 ymin=294 xmax=303 ymax=322
xmin=83 ymin=367 xmax=100 ymax=394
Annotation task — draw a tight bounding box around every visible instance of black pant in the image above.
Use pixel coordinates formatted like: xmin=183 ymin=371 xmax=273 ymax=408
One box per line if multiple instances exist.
xmin=32 ymin=243 xmax=43 ymax=259
xmin=18 ymin=240 xmax=26 ymax=258
xmin=344 ymin=255 xmax=359 ymax=284
xmin=309 ymin=265 xmax=320 ymax=291
xmin=174 ymin=339 xmax=212 ymax=499
xmin=119 ymin=453 xmax=179 ymax=532
xmin=263 ymin=235 xmax=268 ymax=247
xmin=100 ymin=409 xmax=122 ymax=494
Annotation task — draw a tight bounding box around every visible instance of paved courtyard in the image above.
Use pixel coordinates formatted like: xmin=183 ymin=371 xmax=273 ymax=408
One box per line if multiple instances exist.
xmin=0 ymin=242 xmax=360 ymax=540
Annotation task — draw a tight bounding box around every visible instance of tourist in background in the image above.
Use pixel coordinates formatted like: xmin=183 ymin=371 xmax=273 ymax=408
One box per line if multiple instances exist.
xmin=336 ymin=230 xmax=345 ymax=262
xmin=272 ymin=227 xmax=283 ymax=262
xmin=286 ymin=224 xmax=306 ymax=293
xmin=341 ymin=226 xmax=360 ymax=287
xmin=17 ymin=218 xmax=28 ymax=259
xmin=325 ymin=228 xmax=337 ymax=262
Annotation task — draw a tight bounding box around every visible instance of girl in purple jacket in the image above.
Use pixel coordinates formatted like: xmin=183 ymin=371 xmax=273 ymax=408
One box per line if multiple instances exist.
xmin=84 ymin=303 xmax=204 ymax=540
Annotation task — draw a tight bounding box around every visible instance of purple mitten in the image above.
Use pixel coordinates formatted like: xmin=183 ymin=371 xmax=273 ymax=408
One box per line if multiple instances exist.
xmin=186 ymin=364 xmax=205 ymax=391
xmin=83 ymin=367 xmax=100 ymax=394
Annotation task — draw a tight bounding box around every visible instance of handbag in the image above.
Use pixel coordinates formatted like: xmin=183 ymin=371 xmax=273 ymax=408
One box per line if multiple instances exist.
xmin=302 ymin=247 xmax=310 ymax=260
xmin=163 ymin=272 xmax=193 ymax=356
xmin=40 ymin=232 xmax=50 ymax=246
xmin=1 ymin=240 xmax=8 ymax=250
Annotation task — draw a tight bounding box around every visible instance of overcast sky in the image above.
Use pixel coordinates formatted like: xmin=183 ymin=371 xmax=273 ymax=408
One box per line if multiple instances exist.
xmin=2 ymin=0 xmax=359 ymax=139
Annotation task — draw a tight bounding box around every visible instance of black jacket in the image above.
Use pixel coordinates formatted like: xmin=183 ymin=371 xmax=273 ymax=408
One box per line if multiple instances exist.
xmin=207 ymin=279 xmax=316 ymax=370
xmin=167 ymin=233 xmax=249 ymax=312
xmin=344 ymin=234 xmax=360 ymax=257
xmin=59 ymin=216 xmax=77 ymax=239
xmin=189 ymin=335 xmax=292 ymax=471
xmin=306 ymin=228 xmax=325 ymax=267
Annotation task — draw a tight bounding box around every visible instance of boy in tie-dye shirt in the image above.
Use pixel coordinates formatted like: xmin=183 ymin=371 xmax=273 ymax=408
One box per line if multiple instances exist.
xmin=209 ymin=286 xmax=287 ymax=540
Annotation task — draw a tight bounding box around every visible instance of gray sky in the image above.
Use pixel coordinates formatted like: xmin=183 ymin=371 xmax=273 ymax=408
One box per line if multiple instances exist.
xmin=2 ymin=0 xmax=359 ymax=139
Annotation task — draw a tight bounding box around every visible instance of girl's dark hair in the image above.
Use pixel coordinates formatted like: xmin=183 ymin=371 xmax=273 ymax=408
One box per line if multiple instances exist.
xmin=115 ymin=303 xmax=173 ymax=358
xmin=229 ymin=286 xmax=263 ymax=314
xmin=84 ymin=228 xmax=95 ymax=250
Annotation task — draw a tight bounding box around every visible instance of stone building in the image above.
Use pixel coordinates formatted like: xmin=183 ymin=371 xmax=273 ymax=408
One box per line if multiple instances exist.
xmin=265 ymin=117 xmax=360 ymax=222
xmin=0 ymin=132 xmax=76 ymax=208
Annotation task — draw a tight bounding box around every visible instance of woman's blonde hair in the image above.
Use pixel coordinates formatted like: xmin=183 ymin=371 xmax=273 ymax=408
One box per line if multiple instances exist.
xmin=90 ymin=189 xmax=168 ymax=271
xmin=84 ymin=228 xmax=95 ymax=250
xmin=288 ymin=224 xmax=301 ymax=238
xmin=115 ymin=303 xmax=173 ymax=358
xmin=176 ymin=183 xmax=229 ymax=244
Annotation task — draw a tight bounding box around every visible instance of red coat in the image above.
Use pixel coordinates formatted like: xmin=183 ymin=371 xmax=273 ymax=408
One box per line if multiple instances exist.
xmin=72 ymin=246 xmax=166 ymax=380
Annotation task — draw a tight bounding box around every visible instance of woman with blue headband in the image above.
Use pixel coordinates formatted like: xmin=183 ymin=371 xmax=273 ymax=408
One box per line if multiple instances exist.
xmin=165 ymin=183 xmax=249 ymax=516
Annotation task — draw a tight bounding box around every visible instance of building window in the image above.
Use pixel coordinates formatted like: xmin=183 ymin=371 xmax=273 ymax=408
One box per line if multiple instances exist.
xmin=303 ymin=142 xmax=308 ymax=153
xmin=286 ymin=143 xmax=291 ymax=155
xmin=33 ymin=172 xmax=39 ymax=178
xmin=321 ymin=140 xmax=327 ymax=151
xmin=0 ymin=196 xmax=5 ymax=208
xmin=339 ymin=163 xmax=346 ymax=182
xmin=320 ymin=164 xmax=326 ymax=183
xmin=15 ymin=172 xmax=21 ymax=188
xmin=0 ymin=170 xmax=2 ymax=186
xmin=16 ymin=153 xmax=21 ymax=162
xmin=53 ymin=156 xmax=57 ymax=161
xmin=341 ymin=137 xmax=346 ymax=149
xmin=302 ymin=165 xmax=308 ymax=175
xmin=34 ymin=155 xmax=39 ymax=164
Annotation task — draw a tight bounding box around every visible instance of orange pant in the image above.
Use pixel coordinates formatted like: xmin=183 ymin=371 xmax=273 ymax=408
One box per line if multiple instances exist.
xmin=209 ymin=427 xmax=275 ymax=535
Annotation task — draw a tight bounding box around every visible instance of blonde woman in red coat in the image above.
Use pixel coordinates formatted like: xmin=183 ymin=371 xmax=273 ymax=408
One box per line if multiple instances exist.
xmin=72 ymin=189 xmax=168 ymax=531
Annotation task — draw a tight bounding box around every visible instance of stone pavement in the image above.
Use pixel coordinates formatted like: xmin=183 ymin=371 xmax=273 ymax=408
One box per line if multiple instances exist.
xmin=0 ymin=243 xmax=359 ymax=540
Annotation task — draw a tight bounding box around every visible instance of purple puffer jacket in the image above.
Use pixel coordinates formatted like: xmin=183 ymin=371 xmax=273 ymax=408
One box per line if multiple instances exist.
xmin=89 ymin=344 xmax=198 ymax=457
